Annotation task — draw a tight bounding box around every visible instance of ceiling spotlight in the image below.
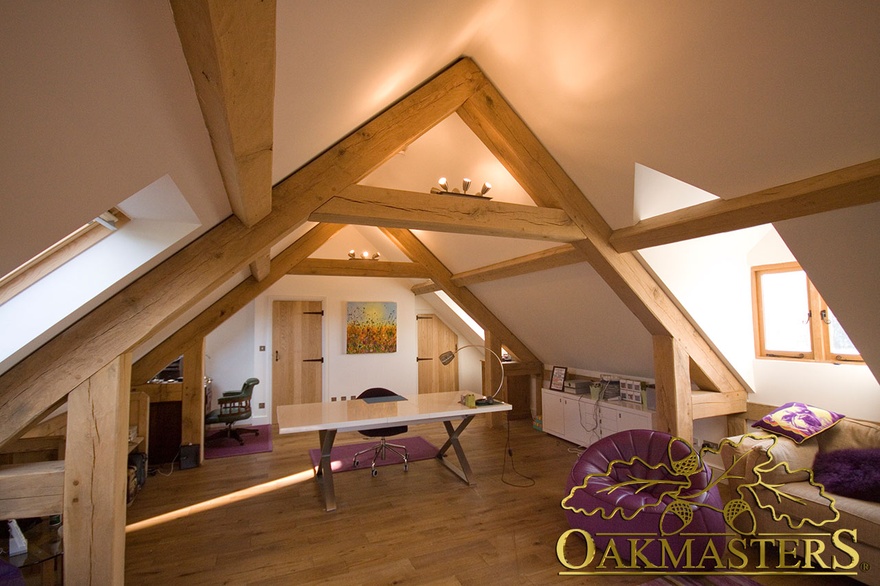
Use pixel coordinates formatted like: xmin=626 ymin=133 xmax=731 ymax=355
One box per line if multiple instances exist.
xmin=431 ymin=177 xmax=493 ymax=199
xmin=348 ymin=249 xmax=380 ymax=261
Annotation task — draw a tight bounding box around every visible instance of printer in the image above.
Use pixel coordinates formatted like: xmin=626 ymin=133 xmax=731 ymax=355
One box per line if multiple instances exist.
xmin=563 ymin=379 xmax=592 ymax=394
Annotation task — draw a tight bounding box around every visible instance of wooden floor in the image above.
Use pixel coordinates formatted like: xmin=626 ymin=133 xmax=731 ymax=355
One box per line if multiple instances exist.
xmin=124 ymin=418 xmax=861 ymax=586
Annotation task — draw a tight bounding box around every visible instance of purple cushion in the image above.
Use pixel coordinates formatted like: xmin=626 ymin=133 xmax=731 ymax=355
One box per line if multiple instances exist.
xmin=813 ymin=448 xmax=880 ymax=503
xmin=752 ymin=402 xmax=844 ymax=444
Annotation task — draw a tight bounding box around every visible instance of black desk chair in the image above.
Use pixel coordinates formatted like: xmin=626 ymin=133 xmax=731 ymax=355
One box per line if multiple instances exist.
xmin=205 ymin=377 xmax=260 ymax=445
xmin=352 ymin=388 xmax=409 ymax=476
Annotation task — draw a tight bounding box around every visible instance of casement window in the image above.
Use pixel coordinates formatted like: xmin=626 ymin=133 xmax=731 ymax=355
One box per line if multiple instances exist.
xmin=0 ymin=208 xmax=128 ymax=305
xmin=752 ymin=262 xmax=862 ymax=363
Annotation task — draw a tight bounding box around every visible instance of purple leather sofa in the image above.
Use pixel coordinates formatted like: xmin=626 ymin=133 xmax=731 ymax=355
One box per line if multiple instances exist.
xmin=563 ymin=429 xmax=725 ymax=569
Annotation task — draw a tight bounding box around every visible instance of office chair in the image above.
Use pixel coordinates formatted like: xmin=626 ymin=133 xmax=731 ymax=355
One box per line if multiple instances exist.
xmin=205 ymin=377 xmax=260 ymax=445
xmin=352 ymin=388 xmax=409 ymax=476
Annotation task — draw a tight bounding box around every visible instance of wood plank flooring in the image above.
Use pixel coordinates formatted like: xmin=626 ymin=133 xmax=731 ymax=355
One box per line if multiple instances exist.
xmin=124 ymin=418 xmax=860 ymax=585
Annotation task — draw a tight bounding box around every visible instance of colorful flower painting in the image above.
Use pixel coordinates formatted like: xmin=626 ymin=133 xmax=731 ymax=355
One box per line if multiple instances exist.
xmin=346 ymin=302 xmax=397 ymax=354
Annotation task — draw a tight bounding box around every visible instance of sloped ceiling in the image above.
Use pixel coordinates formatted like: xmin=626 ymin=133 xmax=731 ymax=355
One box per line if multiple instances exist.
xmin=2 ymin=2 xmax=879 ymax=381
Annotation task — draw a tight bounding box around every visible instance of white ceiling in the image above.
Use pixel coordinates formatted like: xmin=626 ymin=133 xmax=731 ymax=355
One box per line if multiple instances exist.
xmin=2 ymin=1 xmax=879 ymax=380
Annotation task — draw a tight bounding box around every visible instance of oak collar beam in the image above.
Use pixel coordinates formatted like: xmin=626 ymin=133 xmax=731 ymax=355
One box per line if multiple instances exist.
xmin=289 ymin=258 xmax=430 ymax=279
xmin=311 ymin=184 xmax=584 ymax=243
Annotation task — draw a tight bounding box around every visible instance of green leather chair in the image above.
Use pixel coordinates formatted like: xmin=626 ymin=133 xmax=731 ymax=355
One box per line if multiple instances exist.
xmin=205 ymin=377 xmax=260 ymax=445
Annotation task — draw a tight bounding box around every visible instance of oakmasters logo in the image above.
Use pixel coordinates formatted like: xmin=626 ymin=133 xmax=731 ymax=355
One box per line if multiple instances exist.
xmin=556 ymin=433 xmax=863 ymax=577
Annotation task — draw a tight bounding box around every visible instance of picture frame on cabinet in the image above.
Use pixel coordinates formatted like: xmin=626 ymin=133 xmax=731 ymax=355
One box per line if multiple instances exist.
xmin=549 ymin=366 xmax=567 ymax=391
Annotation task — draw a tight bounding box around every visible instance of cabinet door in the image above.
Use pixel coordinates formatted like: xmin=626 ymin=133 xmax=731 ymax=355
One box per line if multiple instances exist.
xmin=617 ymin=408 xmax=652 ymax=432
xmin=598 ymin=404 xmax=619 ymax=438
xmin=564 ymin=397 xmax=599 ymax=446
xmin=542 ymin=389 xmax=565 ymax=437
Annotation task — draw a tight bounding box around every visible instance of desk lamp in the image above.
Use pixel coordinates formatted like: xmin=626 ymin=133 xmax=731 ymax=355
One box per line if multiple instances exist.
xmin=438 ymin=344 xmax=505 ymax=405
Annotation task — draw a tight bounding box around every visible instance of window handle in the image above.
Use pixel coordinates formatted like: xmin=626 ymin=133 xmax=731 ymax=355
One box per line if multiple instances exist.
xmin=802 ymin=310 xmax=812 ymax=325
xmin=820 ymin=309 xmax=832 ymax=324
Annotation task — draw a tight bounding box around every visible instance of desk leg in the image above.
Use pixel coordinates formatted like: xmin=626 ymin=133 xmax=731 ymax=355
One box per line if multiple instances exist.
xmin=436 ymin=416 xmax=476 ymax=485
xmin=315 ymin=429 xmax=337 ymax=512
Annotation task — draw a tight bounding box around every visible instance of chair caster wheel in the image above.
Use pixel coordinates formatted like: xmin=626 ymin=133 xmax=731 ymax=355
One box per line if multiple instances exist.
xmin=371 ymin=468 xmax=378 ymax=477
xmin=404 ymin=462 xmax=408 ymax=472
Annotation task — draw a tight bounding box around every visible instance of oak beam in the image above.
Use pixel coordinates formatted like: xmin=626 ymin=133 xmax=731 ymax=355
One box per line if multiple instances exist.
xmin=311 ymin=185 xmax=583 ymax=242
xmin=1 ymin=57 xmax=485 ymax=445
xmin=289 ymin=258 xmax=430 ymax=279
xmin=249 ymin=252 xmax=271 ymax=281
xmin=411 ymin=281 xmax=440 ymax=295
xmin=170 ymin=0 xmax=275 ymax=227
xmin=653 ymin=335 xmax=693 ymax=440
xmin=411 ymin=244 xmax=583 ymax=295
xmin=610 ymin=158 xmax=880 ymax=252
xmin=458 ymin=81 xmax=746 ymax=395
xmin=0 ymin=460 xmax=64 ymax=519
xmin=64 ymin=353 xmax=131 ymax=586
xmin=132 ymin=223 xmax=343 ymax=384
xmin=382 ymin=228 xmax=537 ymax=364
xmin=691 ymin=389 xmax=747 ymax=420
xmin=453 ymin=244 xmax=583 ymax=287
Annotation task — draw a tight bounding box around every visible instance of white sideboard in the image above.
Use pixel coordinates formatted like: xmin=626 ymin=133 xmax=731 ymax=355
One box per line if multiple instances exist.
xmin=541 ymin=387 xmax=654 ymax=446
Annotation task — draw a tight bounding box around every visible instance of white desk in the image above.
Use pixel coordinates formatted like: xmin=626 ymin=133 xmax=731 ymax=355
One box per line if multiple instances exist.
xmin=277 ymin=391 xmax=511 ymax=511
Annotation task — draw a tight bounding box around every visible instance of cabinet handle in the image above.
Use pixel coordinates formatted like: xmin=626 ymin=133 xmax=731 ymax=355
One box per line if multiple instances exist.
xmin=275 ymin=350 xmax=279 ymax=362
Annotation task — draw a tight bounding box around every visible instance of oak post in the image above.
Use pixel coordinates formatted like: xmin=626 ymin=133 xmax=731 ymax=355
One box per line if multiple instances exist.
xmin=652 ymin=335 xmax=693 ymax=441
xmin=64 ymin=353 xmax=131 ymax=585
xmin=181 ymin=338 xmax=206 ymax=460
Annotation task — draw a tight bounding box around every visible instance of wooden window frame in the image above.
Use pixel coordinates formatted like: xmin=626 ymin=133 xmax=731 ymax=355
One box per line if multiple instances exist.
xmin=752 ymin=262 xmax=862 ymax=364
xmin=0 ymin=208 xmax=129 ymax=305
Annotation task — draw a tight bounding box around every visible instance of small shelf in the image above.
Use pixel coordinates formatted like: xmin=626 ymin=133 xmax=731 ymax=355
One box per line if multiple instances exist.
xmin=127 ymin=437 xmax=144 ymax=454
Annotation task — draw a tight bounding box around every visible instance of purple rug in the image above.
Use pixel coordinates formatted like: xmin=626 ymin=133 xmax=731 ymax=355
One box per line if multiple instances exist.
xmin=308 ymin=436 xmax=439 ymax=473
xmin=204 ymin=424 xmax=273 ymax=460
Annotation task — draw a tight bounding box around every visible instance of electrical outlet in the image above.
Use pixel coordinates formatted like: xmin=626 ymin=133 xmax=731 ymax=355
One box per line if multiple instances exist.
xmin=258 ymin=402 xmax=265 ymax=409
xmin=259 ymin=345 xmax=266 ymax=351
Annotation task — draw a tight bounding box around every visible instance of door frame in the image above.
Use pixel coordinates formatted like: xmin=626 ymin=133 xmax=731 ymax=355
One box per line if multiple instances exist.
xmin=260 ymin=295 xmax=328 ymax=415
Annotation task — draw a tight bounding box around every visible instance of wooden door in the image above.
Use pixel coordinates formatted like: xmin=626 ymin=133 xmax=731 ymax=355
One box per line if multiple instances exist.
xmin=272 ymin=300 xmax=323 ymax=421
xmin=416 ymin=314 xmax=459 ymax=394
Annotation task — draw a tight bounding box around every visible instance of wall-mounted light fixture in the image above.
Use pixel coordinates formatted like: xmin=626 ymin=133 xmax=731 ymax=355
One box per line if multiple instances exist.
xmin=430 ymin=177 xmax=492 ymax=199
xmin=348 ymin=249 xmax=381 ymax=261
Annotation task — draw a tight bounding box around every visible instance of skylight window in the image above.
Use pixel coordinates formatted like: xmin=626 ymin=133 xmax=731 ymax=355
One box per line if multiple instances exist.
xmin=0 ymin=208 xmax=128 ymax=305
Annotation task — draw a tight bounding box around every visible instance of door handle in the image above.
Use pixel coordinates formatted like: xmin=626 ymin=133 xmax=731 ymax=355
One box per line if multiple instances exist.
xmin=303 ymin=357 xmax=324 ymax=363
xmin=275 ymin=350 xmax=279 ymax=362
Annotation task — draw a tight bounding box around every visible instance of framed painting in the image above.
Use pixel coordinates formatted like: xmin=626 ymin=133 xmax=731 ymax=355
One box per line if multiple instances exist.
xmin=346 ymin=301 xmax=397 ymax=354
xmin=549 ymin=366 xmax=567 ymax=391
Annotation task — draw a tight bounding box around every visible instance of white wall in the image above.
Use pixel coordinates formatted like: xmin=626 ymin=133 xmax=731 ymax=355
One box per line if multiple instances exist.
xmin=641 ymin=224 xmax=880 ymax=435
xmin=206 ymin=274 xmax=471 ymax=425
xmin=747 ymin=229 xmax=880 ymax=420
